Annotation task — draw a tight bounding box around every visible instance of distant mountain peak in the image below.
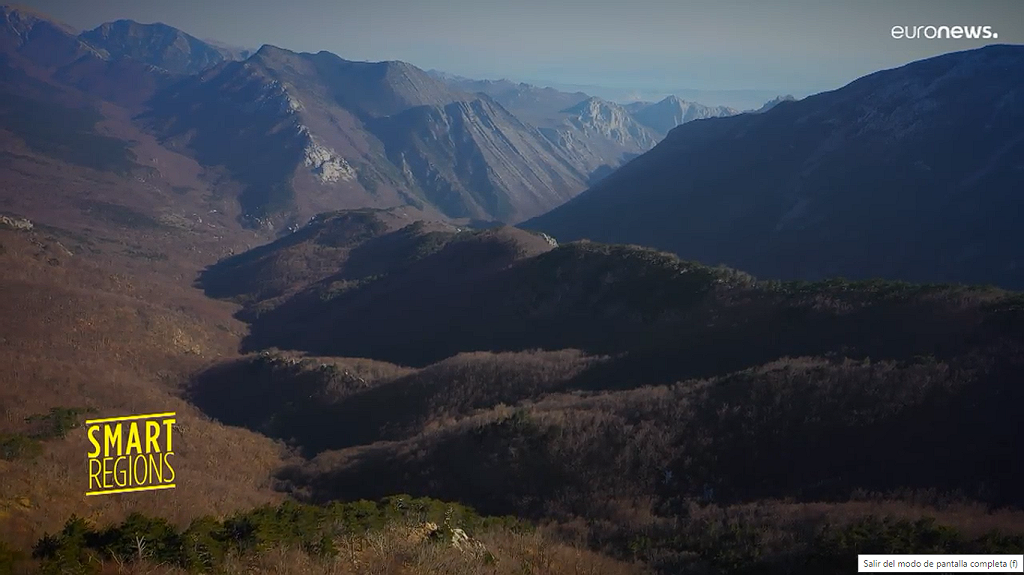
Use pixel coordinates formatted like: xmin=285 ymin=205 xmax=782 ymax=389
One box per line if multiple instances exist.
xmin=95 ymin=19 xmax=173 ymax=32
xmin=253 ymin=43 xmax=292 ymax=59
xmin=628 ymin=94 xmax=739 ymax=135
xmin=528 ymin=44 xmax=1024 ymax=289
xmin=1 ymin=4 xmax=107 ymax=65
xmin=1 ymin=3 xmax=77 ymax=33
xmin=557 ymin=96 xmax=660 ymax=151
xmin=79 ymin=18 xmax=236 ymax=74
xmin=561 ymin=96 xmax=621 ymax=115
xmin=753 ymin=94 xmax=797 ymax=113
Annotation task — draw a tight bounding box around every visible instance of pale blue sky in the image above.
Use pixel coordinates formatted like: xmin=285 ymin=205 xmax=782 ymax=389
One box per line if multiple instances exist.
xmin=18 ymin=0 xmax=1024 ymax=103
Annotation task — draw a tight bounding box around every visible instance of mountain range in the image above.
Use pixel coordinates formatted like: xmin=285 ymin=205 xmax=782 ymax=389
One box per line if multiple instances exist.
xmin=3 ymin=3 xmax=1022 ymax=288
xmin=79 ymin=19 xmax=243 ymax=75
xmin=625 ymin=95 xmax=739 ymax=134
xmin=527 ymin=44 xmax=1024 ymax=289
xmin=2 ymin=4 xmax=1024 ymax=574
xmin=430 ymin=71 xmax=744 ymax=177
xmin=0 ymin=5 xmax=757 ymax=230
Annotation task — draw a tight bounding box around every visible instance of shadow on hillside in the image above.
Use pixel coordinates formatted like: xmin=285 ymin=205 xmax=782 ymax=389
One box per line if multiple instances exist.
xmin=264 ymin=345 xmax=1024 ymax=521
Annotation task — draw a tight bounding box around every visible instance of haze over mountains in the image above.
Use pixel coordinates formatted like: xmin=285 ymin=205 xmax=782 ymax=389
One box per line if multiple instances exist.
xmin=528 ymin=44 xmax=1024 ymax=289
xmin=1 ymin=4 xmax=760 ymax=230
xmin=627 ymin=95 xmax=739 ymax=134
xmin=2 ymin=3 xmax=1024 ymax=574
xmin=431 ymin=70 xmax=746 ymax=180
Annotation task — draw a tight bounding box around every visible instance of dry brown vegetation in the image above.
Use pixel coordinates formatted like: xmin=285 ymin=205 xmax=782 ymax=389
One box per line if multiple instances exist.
xmin=3 ymin=104 xmax=1024 ymax=573
xmin=184 ymin=344 xmax=1023 ymax=572
xmin=4 ymin=18 xmax=1018 ymax=574
xmin=189 ymin=349 xmax=603 ymax=454
xmin=197 ymin=209 xmax=455 ymax=306
xmin=177 ymin=213 xmax=1024 ymax=572
xmin=0 ymin=167 xmax=286 ymax=550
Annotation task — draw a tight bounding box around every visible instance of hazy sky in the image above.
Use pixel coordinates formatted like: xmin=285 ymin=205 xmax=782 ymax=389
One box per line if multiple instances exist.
xmin=19 ymin=0 xmax=1024 ymax=101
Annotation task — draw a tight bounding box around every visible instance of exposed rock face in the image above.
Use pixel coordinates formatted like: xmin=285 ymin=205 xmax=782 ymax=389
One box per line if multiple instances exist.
xmin=559 ymin=97 xmax=660 ymax=151
xmin=303 ymin=137 xmax=357 ymax=184
xmin=431 ymin=73 xmax=667 ymax=178
xmin=630 ymin=95 xmax=739 ymax=134
xmin=525 ymin=45 xmax=1024 ymax=289
xmin=0 ymin=215 xmax=33 ymax=231
xmin=448 ymin=527 xmax=487 ymax=556
xmin=369 ymin=97 xmax=587 ymax=222
xmin=523 ymin=97 xmax=662 ymax=177
xmin=753 ymin=94 xmax=797 ymax=113
xmin=143 ymin=45 xmax=590 ymax=226
xmin=400 ymin=522 xmax=487 ymax=556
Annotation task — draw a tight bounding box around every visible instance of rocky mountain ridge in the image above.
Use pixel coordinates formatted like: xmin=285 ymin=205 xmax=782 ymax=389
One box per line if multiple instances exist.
xmin=525 ymin=44 xmax=1024 ymax=289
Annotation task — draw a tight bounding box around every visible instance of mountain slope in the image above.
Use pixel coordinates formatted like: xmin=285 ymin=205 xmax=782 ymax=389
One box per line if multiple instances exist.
xmin=78 ymin=19 xmax=238 ymax=75
xmin=198 ymin=207 xmax=450 ymax=306
xmin=532 ymin=96 xmax=661 ymax=178
xmin=0 ymin=4 xmax=100 ymax=69
xmin=369 ymin=97 xmax=588 ymax=221
xmin=557 ymin=97 xmax=661 ymax=150
xmin=305 ymin=51 xmax=469 ymax=120
xmin=0 ymin=6 xmax=183 ymax=108
xmin=195 ymin=219 xmax=1024 ymax=529
xmin=431 ymin=72 xmax=662 ymax=178
xmin=141 ymin=45 xmax=452 ymax=228
xmin=753 ymin=94 xmax=797 ymax=113
xmin=630 ymin=95 xmax=739 ymax=134
xmin=142 ymin=45 xmax=588 ymax=227
xmin=526 ymin=45 xmax=1024 ymax=289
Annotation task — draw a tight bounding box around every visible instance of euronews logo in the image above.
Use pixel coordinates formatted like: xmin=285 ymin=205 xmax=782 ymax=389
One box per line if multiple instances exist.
xmin=891 ymin=25 xmax=998 ymax=40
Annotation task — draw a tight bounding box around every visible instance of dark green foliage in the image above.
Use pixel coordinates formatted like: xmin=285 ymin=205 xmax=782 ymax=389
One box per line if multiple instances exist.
xmin=179 ymin=515 xmax=226 ymax=570
xmin=32 ymin=515 xmax=98 ymax=575
xmin=0 ymin=540 xmax=23 ymax=575
xmin=25 ymin=407 xmax=95 ymax=440
xmin=800 ymin=518 xmax=1024 ymax=574
xmin=30 ymin=497 xmax=528 ymax=573
xmin=0 ymin=433 xmax=42 ymax=461
xmin=0 ymin=407 xmax=94 ymax=461
xmin=93 ymin=513 xmax=184 ymax=565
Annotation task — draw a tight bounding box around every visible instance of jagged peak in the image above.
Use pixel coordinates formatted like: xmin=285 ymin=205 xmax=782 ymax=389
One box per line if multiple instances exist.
xmin=2 ymin=3 xmax=79 ymax=34
xmin=91 ymin=19 xmax=179 ymax=32
xmin=562 ymin=96 xmax=627 ymax=115
xmin=253 ymin=43 xmax=297 ymax=59
xmin=247 ymin=44 xmax=313 ymax=71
